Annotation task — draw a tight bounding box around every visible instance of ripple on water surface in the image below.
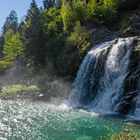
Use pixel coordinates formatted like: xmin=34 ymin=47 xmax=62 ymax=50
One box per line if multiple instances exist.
xmin=0 ymin=99 xmax=139 ymax=140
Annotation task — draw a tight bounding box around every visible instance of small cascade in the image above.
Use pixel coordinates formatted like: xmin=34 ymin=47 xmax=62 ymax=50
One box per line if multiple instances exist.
xmin=69 ymin=37 xmax=140 ymax=116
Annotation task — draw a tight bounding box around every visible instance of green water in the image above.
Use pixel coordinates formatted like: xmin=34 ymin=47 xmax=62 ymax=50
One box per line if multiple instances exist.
xmin=0 ymin=99 xmax=139 ymax=140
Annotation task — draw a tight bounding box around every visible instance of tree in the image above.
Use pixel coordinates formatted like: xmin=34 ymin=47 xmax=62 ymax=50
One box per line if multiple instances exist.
xmin=88 ymin=0 xmax=98 ymax=16
xmin=3 ymin=29 xmax=23 ymax=61
xmin=2 ymin=10 xmax=18 ymax=34
xmin=24 ymin=0 xmax=45 ymax=67
xmin=61 ymin=1 xmax=76 ymax=31
xmin=42 ymin=7 xmax=63 ymax=38
xmin=0 ymin=36 xmax=4 ymax=58
xmin=43 ymin=0 xmax=55 ymax=9
xmin=0 ymin=10 xmax=18 ymax=59
xmin=73 ymin=0 xmax=89 ymax=24
xmin=58 ymin=21 xmax=91 ymax=77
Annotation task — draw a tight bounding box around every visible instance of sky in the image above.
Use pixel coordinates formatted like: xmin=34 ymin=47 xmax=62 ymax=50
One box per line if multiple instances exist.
xmin=0 ymin=0 xmax=43 ymax=30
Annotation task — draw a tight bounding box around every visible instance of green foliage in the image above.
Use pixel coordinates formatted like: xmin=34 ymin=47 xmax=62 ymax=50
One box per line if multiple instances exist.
xmin=0 ymin=16 xmax=23 ymax=70
xmin=73 ymin=0 xmax=90 ymax=24
xmin=88 ymin=0 xmax=118 ymax=23
xmin=43 ymin=7 xmax=63 ymax=37
xmin=61 ymin=0 xmax=90 ymax=31
xmin=102 ymin=0 xmax=117 ymax=17
xmin=58 ymin=22 xmax=91 ymax=77
xmin=0 ymin=28 xmax=23 ymax=70
xmin=88 ymin=0 xmax=98 ymax=17
xmin=0 ymin=10 xmax=19 ymax=58
xmin=67 ymin=21 xmax=91 ymax=55
xmin=87 ymin=0 xmax=140 ymax=24
xmin=61 ymin=1 xmax=76 ymax=31
xmin=3 ymin=29 xmax=23 ymax=61
xmin=0 ymin=0 xmax=139 ymax=77
xmin=24 ymin=0 xmax=45 ymax=66
xmin=0 ymin=84 xmax=40 ymax=96
xmin=0 ymin=60 xmax=11 ymax=70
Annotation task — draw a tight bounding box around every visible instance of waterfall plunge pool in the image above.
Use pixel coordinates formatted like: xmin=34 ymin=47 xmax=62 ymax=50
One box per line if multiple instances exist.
xmin=0 ymin=99 xmax=140 ymax=140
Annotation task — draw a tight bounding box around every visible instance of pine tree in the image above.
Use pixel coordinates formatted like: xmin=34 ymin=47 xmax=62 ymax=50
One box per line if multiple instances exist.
xmin=2 ymin=10 xmax=18 ymax=34
xmin=3 ymin=29 xmax=23 ymax=61
xmin=0 ymin=10 xmax=18 ymax=58
xmin=24 ymin=0 xmax=45 ymax=67
xmin=43 ymin=0 xmax=55 ymax=9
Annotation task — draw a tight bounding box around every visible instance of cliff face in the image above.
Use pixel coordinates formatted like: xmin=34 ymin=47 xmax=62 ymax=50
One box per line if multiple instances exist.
xmin=70 ymin=10 xmax=140 ymax=114
xmin=117 ymin=38 xmax=140 ymax=114
xmin=115 ymin=11 xmax=140 ymax=114
xmin=90 ymin=13 xmax=140 ymax=112
xmin=121 ymin=13 xmax=140 ymax=37
xmin=127 ymin=39 xmax=140 ymax=114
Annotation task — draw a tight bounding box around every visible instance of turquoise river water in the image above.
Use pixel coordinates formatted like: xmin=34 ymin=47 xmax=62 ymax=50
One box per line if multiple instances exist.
xmin=0 ymin=99 xmax=140 ymax=140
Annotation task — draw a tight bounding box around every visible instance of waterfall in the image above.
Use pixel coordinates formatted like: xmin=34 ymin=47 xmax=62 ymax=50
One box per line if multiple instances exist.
xmin=70 ymin=37 xmax=137 ymax=115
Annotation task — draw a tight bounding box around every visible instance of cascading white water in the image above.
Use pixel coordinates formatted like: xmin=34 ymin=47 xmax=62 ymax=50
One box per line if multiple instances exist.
xmin=70 ymin=38 xmax=135 ymax=114
xmin=69 ymin=41 xmax=112 ymax=107
xmin=92 ymin=38 xmax=134 ymax=112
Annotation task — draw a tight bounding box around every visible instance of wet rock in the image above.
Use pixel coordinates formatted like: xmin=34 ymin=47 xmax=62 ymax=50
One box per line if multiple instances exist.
xmin=121 ymin=14 xmax=140 ymax=37
xmin=90 ymin=26 xmax=117 ymax=45
xmin=118 ymin=38 xmax=140 ymax=114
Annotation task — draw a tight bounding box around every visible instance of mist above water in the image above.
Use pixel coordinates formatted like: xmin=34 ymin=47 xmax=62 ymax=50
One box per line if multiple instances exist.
xmin=0 ymin=60 xmax=71 ymax=102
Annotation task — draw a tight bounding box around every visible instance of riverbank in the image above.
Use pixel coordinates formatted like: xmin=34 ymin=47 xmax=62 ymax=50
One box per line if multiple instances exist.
xmin=0 ymin=79 xmax=71 ymax=102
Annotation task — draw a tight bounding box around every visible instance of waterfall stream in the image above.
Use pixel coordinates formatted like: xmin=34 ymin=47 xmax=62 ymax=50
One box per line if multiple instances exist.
xmin=70 ymin=37 xmax=140 ymax=118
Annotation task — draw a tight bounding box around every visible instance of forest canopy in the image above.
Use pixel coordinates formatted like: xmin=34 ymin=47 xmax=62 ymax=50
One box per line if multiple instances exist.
xmin=0 ymin=0 xmax=139 ymax=79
